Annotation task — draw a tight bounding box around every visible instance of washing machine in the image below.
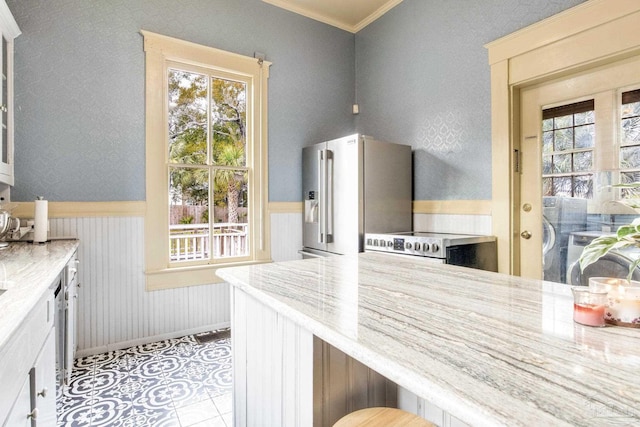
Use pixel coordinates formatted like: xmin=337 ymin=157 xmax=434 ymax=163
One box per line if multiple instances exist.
xmin=543 ymin=196 xmax=588 ymax=284
xmin=566 ymin=230 xmax=640 ymax=286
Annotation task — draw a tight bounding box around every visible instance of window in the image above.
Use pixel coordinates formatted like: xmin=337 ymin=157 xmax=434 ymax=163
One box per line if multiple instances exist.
xmin=542 ymin=100 xmax=595 ymax=199
xmin=540 ymin=89 xmax=640 ymax=206
xmin=619 ymin=89 xmax=640 ymax=198
xmin=142 ymin=31 xmax=271 ymax=290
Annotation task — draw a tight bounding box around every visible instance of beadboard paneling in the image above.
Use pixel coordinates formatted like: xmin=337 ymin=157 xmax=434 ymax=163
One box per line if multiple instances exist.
xmin=270 ymin=212 xmax=303 ymax=262
xmin=48 ymin=212 xmax=302 ymax=357
xmin=49 ymin=217 xmax=230 ymax=357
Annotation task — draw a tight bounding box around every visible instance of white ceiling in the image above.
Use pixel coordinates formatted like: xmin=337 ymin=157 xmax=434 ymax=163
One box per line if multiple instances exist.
xmin=262 ymin=0 xmax=403 ymax=33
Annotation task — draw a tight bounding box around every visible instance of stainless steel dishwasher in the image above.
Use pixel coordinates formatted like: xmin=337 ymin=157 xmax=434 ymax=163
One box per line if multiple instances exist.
xmin=54 ymin=250 xmax=79 ymax=387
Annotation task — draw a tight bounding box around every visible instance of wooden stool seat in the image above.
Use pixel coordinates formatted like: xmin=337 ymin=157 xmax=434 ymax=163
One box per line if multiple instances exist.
xmin=333 ymin=407 xmax=436 ymax=427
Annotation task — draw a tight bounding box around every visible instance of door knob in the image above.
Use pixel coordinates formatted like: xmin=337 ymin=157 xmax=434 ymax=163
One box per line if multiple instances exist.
xmin=520 ymin=230 xmax=532 ymax=239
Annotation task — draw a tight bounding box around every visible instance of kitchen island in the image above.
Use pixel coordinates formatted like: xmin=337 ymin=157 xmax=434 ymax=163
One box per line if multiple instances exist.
xmin=217 ymin=252 xmax=640 ymax=427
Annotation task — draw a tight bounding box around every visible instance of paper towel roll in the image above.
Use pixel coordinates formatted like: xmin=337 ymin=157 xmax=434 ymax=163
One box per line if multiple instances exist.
xmin=34 ymin=198 xmax=48 ymax=243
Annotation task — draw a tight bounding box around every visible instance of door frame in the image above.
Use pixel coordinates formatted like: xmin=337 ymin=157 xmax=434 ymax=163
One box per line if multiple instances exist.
xmin=485 ymin=0 xmax=640 ymax=275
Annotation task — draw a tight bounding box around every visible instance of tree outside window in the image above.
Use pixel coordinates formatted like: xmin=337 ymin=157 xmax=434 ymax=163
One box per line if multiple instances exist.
xmin=168 ymin=68 xmax=249 ymax=261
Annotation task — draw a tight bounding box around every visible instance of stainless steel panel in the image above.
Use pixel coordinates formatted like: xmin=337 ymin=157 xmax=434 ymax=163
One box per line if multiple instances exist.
xmin=298 ymin=248 xmax=336 ymax=259
xmin=326 ymin=134 xmax=362 ymax=255
xmin=363 ymin=137 xmax=412 ymax=235
xmin=302 ymin=142 xmax=326 ymax=252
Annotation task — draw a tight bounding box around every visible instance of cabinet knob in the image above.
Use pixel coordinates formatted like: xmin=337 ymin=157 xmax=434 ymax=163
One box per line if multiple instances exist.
xmin=37 ymin=387 xmax=48 ymax=398
xmin=0 ymin=105 xmax=7 ymax=113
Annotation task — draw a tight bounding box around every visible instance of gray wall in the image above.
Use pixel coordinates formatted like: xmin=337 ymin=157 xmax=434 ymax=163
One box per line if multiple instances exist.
xmin=355 ymin=0 xmax=585 ymax=200
xmin=8 ymin=0 xmax=586 ymax=203
xmin=7 ymin=0 xmax=355 ymax=202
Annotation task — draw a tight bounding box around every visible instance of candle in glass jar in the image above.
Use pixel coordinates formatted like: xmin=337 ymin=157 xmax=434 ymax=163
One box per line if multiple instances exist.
xmin=605 ymin=284 xmax=640 ymax=327
xmin=573 ymin=302 xmax=606 ymax=326
xmin=571 ymin=287 xmax=607 ymax=327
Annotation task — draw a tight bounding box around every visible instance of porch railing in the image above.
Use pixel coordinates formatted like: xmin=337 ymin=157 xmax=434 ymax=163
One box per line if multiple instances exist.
xmin=170 ymin=223 xmax=248 ymax=261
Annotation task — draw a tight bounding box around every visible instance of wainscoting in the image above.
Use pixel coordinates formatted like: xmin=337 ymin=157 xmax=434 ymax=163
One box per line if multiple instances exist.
xmin=49 ymin=212 xmax=303 ymax=357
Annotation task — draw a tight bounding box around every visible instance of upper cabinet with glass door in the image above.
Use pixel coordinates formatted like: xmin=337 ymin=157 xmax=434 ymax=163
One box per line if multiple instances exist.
xmin=0 ymin=1 xmax=20 ymax=187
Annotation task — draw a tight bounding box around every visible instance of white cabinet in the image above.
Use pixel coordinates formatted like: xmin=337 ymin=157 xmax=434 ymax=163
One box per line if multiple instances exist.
xmin=4 ymin=330 xmax=56 ymax=427
xmin=3 ymin=375 xmax=31 ymax=427
xmin=0 ymin=292 xmax=56 ymax=426
xmin=0 ymin=0 xmax=20 ymax=188
xmin=32 ymin=329 xmax=57 ymax=426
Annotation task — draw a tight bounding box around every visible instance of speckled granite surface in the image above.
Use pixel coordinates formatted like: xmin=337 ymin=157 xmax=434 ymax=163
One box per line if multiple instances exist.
xmin=218 ymin=252 xmax=640 ymax=427
xmin=0 ymin=240 xmax=79 ymax=349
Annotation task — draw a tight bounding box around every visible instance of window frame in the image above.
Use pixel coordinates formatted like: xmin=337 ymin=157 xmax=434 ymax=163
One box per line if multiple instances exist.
xmin=142 ymin=30 xmax=271 ymax=290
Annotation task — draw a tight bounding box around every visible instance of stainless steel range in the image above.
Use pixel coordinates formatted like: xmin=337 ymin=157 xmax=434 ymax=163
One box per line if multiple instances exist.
xmin=364 ymin=232 xmax=498 ymax=272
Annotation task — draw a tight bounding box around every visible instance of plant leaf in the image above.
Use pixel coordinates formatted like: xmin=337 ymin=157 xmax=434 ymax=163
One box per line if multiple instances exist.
xmin=628 ymin=257 xmax=640 ymax=282
xmin=579 ymin=235 xmax=621 ymax=272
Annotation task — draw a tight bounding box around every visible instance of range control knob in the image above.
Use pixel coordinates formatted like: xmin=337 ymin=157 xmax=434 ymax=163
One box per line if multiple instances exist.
xmin=405 ymin=242 xmax=413 ymax=250
xmin=431 ymin=243 xmax=439 ymax=253
xmin=422 ymin=243 xmax=430 ymax=252
xmin=415 ymin=243 xmax=421 ymax=251
xmin=387 ymin=240 xmax=393 ymax=247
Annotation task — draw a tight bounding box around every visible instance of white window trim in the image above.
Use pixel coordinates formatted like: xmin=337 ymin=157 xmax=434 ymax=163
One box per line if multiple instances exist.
xmin=142 ymin=30 xmax=271 ymax=290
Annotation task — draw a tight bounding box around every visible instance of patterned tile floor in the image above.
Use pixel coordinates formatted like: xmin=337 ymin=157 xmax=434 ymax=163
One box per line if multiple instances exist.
xmin=57 ymin=330 xmax=233 ymax=427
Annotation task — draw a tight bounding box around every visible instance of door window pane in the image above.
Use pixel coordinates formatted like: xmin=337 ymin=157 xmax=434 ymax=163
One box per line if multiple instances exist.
xmin=575 ymin=124 xmax=595 ymax=149
xmin=573 ymin=151 xmax=592 ymax=172
xmin=553 ymin=128 xmax=573 ymax=151
xmin=573 ymin=174 xmax=593 ymax=198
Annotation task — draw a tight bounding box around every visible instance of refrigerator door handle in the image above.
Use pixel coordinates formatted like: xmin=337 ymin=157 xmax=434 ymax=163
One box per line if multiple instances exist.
xmin=326 ymin=149 xmax=334 ymax=243
xmin=317 ymin=149 xmax=325 ymax=244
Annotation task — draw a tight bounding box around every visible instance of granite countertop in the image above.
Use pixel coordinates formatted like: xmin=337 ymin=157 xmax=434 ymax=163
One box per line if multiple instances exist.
xmin=217 ymin=252 xmax=640 ymax=427
xmin=0 ymin=240 xmax=79 ymax=350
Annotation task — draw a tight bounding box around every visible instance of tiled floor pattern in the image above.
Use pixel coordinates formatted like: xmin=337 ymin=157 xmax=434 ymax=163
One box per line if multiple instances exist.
xmin=57 ymin=331 xmax=232 ymax=426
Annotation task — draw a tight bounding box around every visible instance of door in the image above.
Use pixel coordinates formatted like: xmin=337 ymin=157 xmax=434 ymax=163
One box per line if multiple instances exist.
xmin=519 ymin=56 xmax=640 ymax=281
xmin=325 ymin=134 xmax=361 ymax=255
xmin=302 ymin=142 xmax=326 ymax=253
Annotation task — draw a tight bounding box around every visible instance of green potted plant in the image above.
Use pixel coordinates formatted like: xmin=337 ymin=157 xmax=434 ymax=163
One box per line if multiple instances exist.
xmin=579 ymin=183 xmax=640 ymax=280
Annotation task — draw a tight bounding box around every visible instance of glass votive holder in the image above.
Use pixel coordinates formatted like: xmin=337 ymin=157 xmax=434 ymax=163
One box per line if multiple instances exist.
xmin=589 ymin=277 xmax=640 ymax=327
xmin=571 ymin=287 xmax=608 ymax=327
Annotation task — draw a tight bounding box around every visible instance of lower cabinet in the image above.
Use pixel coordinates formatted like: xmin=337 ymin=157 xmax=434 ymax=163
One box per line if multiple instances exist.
xmin=1 ymin=293 xmax=57 ymax=426
xmin=4 ymin=375 xmax=31 ymax=427
xmin=4 ymin=329 xmax=56 ymax=427
xmin=32 ymin=329 xmax=57 ymax=426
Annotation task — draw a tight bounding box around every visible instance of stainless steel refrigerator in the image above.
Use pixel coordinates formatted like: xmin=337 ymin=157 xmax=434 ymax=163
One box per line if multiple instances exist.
xmin=300 ymin=134 xmax=412 ymax=258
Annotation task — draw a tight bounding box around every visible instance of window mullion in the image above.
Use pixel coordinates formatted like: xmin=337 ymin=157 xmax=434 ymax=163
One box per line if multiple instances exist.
xmin=207 ymin=73 xmax=214 ymax=263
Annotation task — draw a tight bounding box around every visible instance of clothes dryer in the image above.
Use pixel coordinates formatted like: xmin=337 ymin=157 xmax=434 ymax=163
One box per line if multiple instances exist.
xmin=566 ymin=229 xmax=640 ymax=286
xmin=543 ymin=197 xmax=587 ymax=284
